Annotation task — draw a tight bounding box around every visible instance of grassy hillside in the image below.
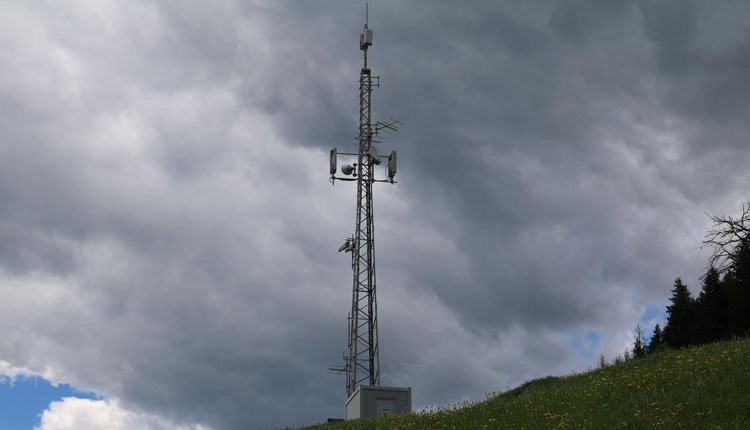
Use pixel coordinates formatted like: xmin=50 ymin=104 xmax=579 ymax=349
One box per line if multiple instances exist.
xmin=303 ymin=338 xmax=750 ymax=429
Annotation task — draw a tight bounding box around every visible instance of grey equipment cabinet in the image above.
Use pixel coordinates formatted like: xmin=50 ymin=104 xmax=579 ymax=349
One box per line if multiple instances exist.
xmin=345 ymin=385 xmax=412 ymax=420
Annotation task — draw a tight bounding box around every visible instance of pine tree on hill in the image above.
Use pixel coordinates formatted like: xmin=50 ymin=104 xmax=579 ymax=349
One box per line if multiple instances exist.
xmin=721 ymin=271 xmax=746 ymax=338
xmin=647 ymin=323 xmax=663 ymax=354
xmin=597 ymin=354 xmax=607 ymax=369
xmin=721 ymin=240 xmax=750 ymax=337
xmin=703 ymin=203 xmax=750 ymax=275
xmin=664 ymin=277 xmax=695 ymax=348
xmin=731 ymin=239 xmax=750 ymax=335
xmin=703 ymin=204 xmax=750 ymax=337
xmin=696 ymin=266 xmax=728 ymax=343
xmin=632 ymin=323 xmax=645 ymax=358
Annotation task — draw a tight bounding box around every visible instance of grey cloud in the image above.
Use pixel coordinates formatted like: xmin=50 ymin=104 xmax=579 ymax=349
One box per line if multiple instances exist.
xmin=1 ymin=1 xmax=749 ymax=429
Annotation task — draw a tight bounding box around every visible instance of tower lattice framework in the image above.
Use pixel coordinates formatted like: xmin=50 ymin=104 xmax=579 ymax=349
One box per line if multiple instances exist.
xmin=346 ymin=42 xmax=380 ymax=397
xmin=328 ymin=10 xmax=400 ymax=400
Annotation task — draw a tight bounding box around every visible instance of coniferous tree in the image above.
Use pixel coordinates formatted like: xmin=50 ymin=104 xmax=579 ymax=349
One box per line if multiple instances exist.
xmin=703 ymin=203 xmax=750 ymax=274
xmin=632 ymin=323 xmax=645 ymax=358
xmin=730 ymin=239 xmax=750 ymax=335
xmin=696 ymin=266 xmax=728 ymax=343
xmin=647 ymin=323 xmax=663 ymax=354
xmin=723 ymin=270 xmax=741 ymax=337
xmin=703 ymin=204 xmax=750 ymax=336
xmin=718 ymin=240 xmax=750 ymax=337
xmin=663 ymin=277 xmax=695 ymax=348
xmin=598 ymin=354 xmax=607 ymax=369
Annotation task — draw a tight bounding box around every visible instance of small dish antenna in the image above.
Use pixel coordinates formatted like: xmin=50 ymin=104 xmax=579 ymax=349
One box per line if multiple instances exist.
xmin=341 ymin=164 xmax=355 ymax=176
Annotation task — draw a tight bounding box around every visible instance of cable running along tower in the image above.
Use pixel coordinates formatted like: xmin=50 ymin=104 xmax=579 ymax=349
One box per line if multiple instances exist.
xmin=329 ymin=6 xmax=400 ymax=399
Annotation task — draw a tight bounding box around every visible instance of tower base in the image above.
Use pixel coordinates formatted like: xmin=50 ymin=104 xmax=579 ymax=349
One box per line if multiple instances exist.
xmin=345 ymin=385 xmax=412 ymax=420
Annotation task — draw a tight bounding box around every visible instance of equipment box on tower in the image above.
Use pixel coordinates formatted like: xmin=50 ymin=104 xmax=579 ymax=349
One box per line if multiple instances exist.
xmin=345 ymin=385 xmax=411 ymax=420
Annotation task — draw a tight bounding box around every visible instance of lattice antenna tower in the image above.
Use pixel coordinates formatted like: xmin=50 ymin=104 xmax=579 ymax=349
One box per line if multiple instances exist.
xmin=328 ymin=4 xmax=401 ymax=398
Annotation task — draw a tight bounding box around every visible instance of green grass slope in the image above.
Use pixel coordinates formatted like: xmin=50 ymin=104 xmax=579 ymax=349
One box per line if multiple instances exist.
xmin=303 ymin=338 xmax=750 ymax=429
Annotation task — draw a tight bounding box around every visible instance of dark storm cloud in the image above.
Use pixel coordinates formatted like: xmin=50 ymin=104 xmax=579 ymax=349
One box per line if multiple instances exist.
xmin=363 ymin=1 xmax=749 ymax=333
xmin=359 ymin=1 xmax=666 ymax=330
xmin=1 ymin=1 xmax=750 ymax=429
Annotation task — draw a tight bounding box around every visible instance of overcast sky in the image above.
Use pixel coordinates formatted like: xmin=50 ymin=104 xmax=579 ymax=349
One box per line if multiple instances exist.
xmin=1 ymin=1 xmax=749 ymax=429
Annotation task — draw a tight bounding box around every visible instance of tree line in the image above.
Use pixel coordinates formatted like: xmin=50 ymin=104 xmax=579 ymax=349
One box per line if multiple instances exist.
xmin=603 ymin=203 xmax=750 ymax=366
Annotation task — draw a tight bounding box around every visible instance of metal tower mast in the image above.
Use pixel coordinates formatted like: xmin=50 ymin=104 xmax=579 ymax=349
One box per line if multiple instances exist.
xmin=348 ymin=12 xmax=380 ymax=397
xmin=329 ymin=6 xmax=400 ymax=399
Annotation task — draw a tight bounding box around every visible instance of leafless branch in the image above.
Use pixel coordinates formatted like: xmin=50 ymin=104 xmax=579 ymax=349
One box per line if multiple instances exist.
xmin=701 ymin=202 xmax=750 ymax=274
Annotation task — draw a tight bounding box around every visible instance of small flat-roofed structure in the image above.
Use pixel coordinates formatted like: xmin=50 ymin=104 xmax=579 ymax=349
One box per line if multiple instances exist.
xmin=345 ymin=385 xmax=411 ymax=420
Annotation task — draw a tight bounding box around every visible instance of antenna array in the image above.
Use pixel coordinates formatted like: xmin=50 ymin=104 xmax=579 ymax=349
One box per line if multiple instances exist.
xmin=328 ymin=7 xmax=400 ymax=398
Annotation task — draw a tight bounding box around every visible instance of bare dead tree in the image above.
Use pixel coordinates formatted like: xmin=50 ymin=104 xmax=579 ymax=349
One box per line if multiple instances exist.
xmin=702 ymin=202 xmax=750 ymax=274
